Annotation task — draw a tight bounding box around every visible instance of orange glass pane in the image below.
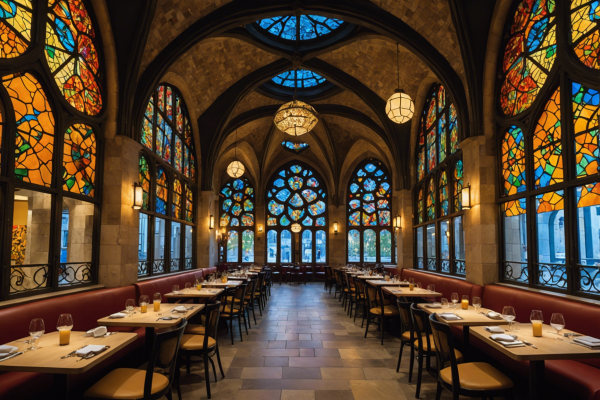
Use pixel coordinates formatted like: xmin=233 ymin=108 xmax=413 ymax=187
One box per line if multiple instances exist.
xmin=63 ymin=123 xmax=96 ymax=196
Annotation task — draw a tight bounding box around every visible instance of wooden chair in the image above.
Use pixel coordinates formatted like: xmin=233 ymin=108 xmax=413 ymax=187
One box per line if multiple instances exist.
xmin=84 ymin=318 xmax=187 ymax=400
xmin=221 ymin=283 xmax=249 ymax=344
xmin=271 ymin=265 xmax=281 ymax=285
xmin=333 ymin=269 xmax=343 ymax=300
xmin=255 ymin=272 xmax=266 ymax=312
xmin=429 ymin=313 xmax=514 ymax=400
xmin=352 ymin=277 xmax=367 ymax=324
xmin=176 ymin=303 xmax=225 ymax=400
xmin=396 ymin=300 xmax=420 ymax=376
xmin=363 ymin=285 xmax=398 ymax=345
xmin=305 ymin=264 xmax=315 ymax=282
xmin=244 ymin=278 xmax=258 ymax=325
xmin=345 ymin=274 xmax=357 ymax=316
xmin=324 ymin=266 xmax=336 ymax=293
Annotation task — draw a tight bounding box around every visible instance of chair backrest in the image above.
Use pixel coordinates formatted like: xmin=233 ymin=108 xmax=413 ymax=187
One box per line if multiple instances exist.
xmin=256 ymin=272 xmax=265 ymax=293
xmin=411 ymin=304 xmax=432 ymax=351
xmin=145 ymin=317 xmax=187 ymax=397
xmin=429 ymin=313 xmax=460 ymax=383
xmin=365 ymin=285 xmax=383 ymax=311
xmin=334 ymin=270 xmax=343 ymax=287
xmin=353 ymin=277 xmax=365 ymax=298
xmin=246 ymin=279 xmax=256 ymax=302
xmin=325 ymin=266 xmax=332 ymax=280
xmin=396 ymin=299 xmax=414 ymax=338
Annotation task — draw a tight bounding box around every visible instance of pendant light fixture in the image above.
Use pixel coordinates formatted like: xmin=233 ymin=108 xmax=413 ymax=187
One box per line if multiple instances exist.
xmin=386 ymin=44 xmax=414 ymax=124
xmin=227 ymin=129 xmax=245 ymax=178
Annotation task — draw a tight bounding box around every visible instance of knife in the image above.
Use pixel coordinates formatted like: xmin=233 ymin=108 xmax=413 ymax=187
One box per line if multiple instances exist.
xmin=0 ymin=352 xmax=23 ymax=362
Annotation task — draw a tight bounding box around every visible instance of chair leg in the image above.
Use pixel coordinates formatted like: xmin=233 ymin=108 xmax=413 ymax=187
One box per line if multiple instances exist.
xmin=229 ymin=317 xmax=234 ymax=345
xmin=396 ymin=341 xmax=404 ymax=372
xmin=204 ymin=355 xmax=212 ymax=399
xmin=251 ymin=303 xmax=257 ymax=325
xmin=242 ymin=312 xmax=249 ymax=335
xmin=416 ymin=349 xmax=423 ymax=398
xmin=364 ymin=314 xmax=371 ymax=338
xmin=209 ymin=356 xmax=217 ymax=382
xmin=186 ymin=354 xmax=191 ymax=375
xmin=175 ymin=358 xmax=183 ymax=400
xmin=380 ymin=317 xmax=385 ymax=345
xmin=435 ymin=381 xmax=442 ymax=400
xmin=216 ymin=345 xmax=225 ymax=379
xmin=165 ymin=387 xmax=173 ymax=400
xmin=237 ymin=314 xmax=243 ymax=341
xmin=409 ymin=345 xmax=415 ymax=382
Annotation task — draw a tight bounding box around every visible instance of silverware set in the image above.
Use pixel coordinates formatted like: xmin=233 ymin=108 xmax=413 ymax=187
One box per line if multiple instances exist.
xmin=75 ymin=346 xmax=110 ymax=362
xmin=0 ymin=352 xmax=23 ymax=362
xmin=523 ymin=341 xmax=537 ymax=349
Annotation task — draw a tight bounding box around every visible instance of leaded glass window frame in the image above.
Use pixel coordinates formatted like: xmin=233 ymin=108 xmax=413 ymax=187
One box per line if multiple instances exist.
xmin=219 ymin=176 xmax=256 ymax=265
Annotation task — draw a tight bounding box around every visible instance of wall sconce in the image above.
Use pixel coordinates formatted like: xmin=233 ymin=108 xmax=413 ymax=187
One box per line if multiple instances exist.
xmin=394 ymin=215 xmax=401 ymax=232
xmin=209 ymin=215 xmax=214 ymax=230
xmin=132 ymin=183 xmax=143 ymax=210
xmin=333 ymin=222 xmax=338 ymax=235
xmin=462 ymin=183 xmax=472 ymax=210
xmin=258 ymin=225 xmax=263 ymax=234
xmin=445 ymin=230 xmax=450 ymax=238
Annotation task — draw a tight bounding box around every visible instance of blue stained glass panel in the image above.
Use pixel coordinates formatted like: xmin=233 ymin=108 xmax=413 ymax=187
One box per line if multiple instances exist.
xmin=289 ymin=208 xmax=305 ymax=221
xmin=363 ymin=194 xmax=374 ymax=201
xmin=289 ymin=176 xmax=303 ymax=190
xmin=232 ymin=204 xmax=241 ymax=216
xmin=350 ymin=183 xmax=359 ymax=193
xmin=378 ymin=211 xmax=391 ymax=226
xmin=374 ymin=170 xmax=384 ymax=176
xmin=302 ymin=216 xmax=313 ymax=226
xmin=233 ymin=179 xmax=244 ymax=190
xmin=242 ymin=214 xmax=254 ymax=226
xmin=280 ymin=215 xmax=290 ymax=226
xmin=365 ymin=164 xmax=377 ymax=172
xmin=291 ymin=165 xmax=302 ymax=173
xmin=307 ymin=178 xmax=319 ymax=187
xmin=363 ymin=213 xmax=377 ymax=226
xmin=272 ymin=70 xmax=326 ymax=88
xmin=231 ymin=218 xmax=239 ymax=226
xmin=349 ymin=211 xmax=361 ymax=226
xmin=244 ymin=199 xmax=254 ymax=212
xmin=357 ymin=169 xmax=366 ymax=177
xmin=223 ymin=199 xmax=232 ymax=211
xmin=309 ymin=201 xmax=326 ymax=216
xmin=378 ymin=200 xmax=389 ymax=209
xmin=276 ymin=189 xmax=291 ymax=202
xmin=233 ymin=193 xmax=243 ymax=202
xmin=268 ymin=200 xmax=284 ymax=215
xmin=274 ymin=179 xmax=285 ymax=188
xmin=302 ymin=189 xmax=317 ymax=202
xmin=290 ymin=193 xmax=304 ymax=207
xmin=221 ymin=187 xmax=231 ymax=197
xmin=378 ymin=182 xmax=390 ymax=196
xmin=364 ymin=179 xmax=376 ymax=191
xmin=316 ymin=217 xmax=326 ymax=226
xmin=257 ymin=15 xmax=344 ymax=41
xmin=279 ymin=170 xmax=286 ymax=177
xmin=349 ymin=200 xmax=361 ymax=209
xmin=363 ymin=203 xmax=376 ymax=213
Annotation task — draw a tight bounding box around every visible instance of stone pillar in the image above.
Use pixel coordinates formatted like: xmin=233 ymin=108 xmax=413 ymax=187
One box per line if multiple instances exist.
xmin=328 ymin=204 xmax=346 ymax=268
xmin=461 ymin=136 xmax=499 ymax=286
xmin=99 ymin=136 xmax=142 ymax=287
xmin=198 ymin=191 xmax=219 ymax=268
xmin=397 ymin=189 xmax=413 ymax=269
xmin=254 ymin=199 xmax=265 ymax=264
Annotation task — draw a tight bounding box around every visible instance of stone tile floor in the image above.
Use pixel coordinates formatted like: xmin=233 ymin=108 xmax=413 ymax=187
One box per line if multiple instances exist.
xmin=171 ymin=282 xmax=539 ymax=400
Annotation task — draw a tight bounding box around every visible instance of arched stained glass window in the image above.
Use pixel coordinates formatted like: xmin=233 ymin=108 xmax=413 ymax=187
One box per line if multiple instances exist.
xmin=172 ymin=179 xmax=182 ymax=219
xmin=572 ymin=82 xmax=600 ymax=178
xmin=256 ymin=15 xmax=344 ymax=41
xmin=498 ymin=0 xmax=556 ymax=116
xmin=454 ymin=160 xmax=463 ymax=213
xmin=439 ymin=170 xmax=448 ymax=217
xmin=426 ymin=178 xmax=435 ymax=221
xmin=45 ymin=0 xmax=104 ymax=115
xmin=156 ymin=167 xmax=168 ymax=215
xmin=266 ymin=162 xmax=327 ymax=264
xmin=139 ymin=156 xmax=150 ymax=211
xmin=502 ymin=126 xmax=526 ymax=196
xmin=533 ymin=87 xmax=562 ymax=189
xmin=220 ymin=177 xmax=255 ymax=264
xmin=282 ymin=141 xmax=309 ymax=154
xmin=571 ymin=0 xmax=600 ymax=70
xmin=0 ymin=0 xmax=32 ymax=58
xmin=63 ymin=123 xmax=96 ymax=196
xmin=346 ymin=158 xmax=392 ymax=264
xmin=272 ymin=70 xmax=326 ymax=88
xmin=417 ymin=187 xmax=423 ymax=224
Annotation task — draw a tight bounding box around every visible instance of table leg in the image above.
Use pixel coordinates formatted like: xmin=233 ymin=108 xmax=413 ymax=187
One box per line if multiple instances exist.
xmin=529 ymin=360 xmax=545 ymax=400
xmin=53 ymin=374 xmax=70 ymax=400
xmin=462 ymin=326 xmax=470 ymax=361
xmin=145 ymin=327 xmax=155 ymax=359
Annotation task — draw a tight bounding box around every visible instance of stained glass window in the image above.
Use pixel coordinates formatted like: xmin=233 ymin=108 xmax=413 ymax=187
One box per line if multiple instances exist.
xmin=45 ymin=0 xmax=103 ymax=115
xmin=185 ymin=186 xmax=192 ymax=223
xmin=427 ymin=178 xmax=435 ymax=221
xmin=571 ymin=0 xmax=600 ymax=70
xmin=439 ymin=170 xmax=448 ymax=217
xmin=256 ymin=15 xmax=344 ymax=41
xmin=220 ymin=177 xmax=254 ymax=263
xmin=499 ymin=0 xmax=556 ymax=116
xmin=454 ymin=160 xmax=463 ymax=213
xmin=417 ymin=187 xmax=423 ymax=224
xmin=139 ymin=155 xmax=150 ymax=211
xmin=282 ymin=141 xmax=309 ymax=154
xmin=572 ymin=82 xmax=599 ymax=177
xmin=502 ymin=126 xmax=526 ymax=196
xmin=533 ymin=87 xmax=562 ymax=189
xmin=172 ymin=179 xmax=182 ymax=219
xmin=63 ymin=124 xmax=96 ymax=196
xmin=3 ymin=72 xmax=55 ymax=187
xmin=272 ymin=70 xmax=326 ymax=88
xmin=156 ymin=167 xmax=168 ymax=215
xmin=0 ymin=0 xmax=32 ymax=58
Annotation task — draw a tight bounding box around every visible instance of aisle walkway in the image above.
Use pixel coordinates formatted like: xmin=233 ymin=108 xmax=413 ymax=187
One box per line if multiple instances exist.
xmin=175 ymin=282 xmax=525 ymax=400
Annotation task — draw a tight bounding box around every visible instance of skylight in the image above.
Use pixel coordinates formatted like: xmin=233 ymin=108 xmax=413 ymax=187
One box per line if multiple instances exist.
xmin=257 ymin=15 xmax=344 ymax=41
xmin=272 ymin=70 xmax=326 ymax=88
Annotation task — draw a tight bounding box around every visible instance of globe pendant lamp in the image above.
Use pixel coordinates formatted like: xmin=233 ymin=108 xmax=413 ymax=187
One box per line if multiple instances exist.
xmin=274 ymin=69 xmax=318 ymax=136
xmin=386 ymin=44 xmax=414 ymax=124
xmin=227 ymin=130 xmax=245 ymax=178
xmin=291 ymin=223 xmax=302 ymax=233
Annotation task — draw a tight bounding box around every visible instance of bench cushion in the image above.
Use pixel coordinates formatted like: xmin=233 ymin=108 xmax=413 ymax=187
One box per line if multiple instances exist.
xmin=400 ymin=269 xmax=483 ymax=301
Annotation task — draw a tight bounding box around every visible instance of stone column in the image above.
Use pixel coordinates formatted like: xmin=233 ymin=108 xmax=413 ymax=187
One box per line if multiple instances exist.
xmin=328 ymin=203 xmax=346 ymax=268
xmin=397 ymin=189 xmax=413 ymax=269
xmin=198 ymin=191 xmax=219 ymax=268
xmin=461 ymin=136 xmax=499 ymax=286
xmin=254 ymin=197 xmax=265 ymax=264
xmin=99 ymin=136 xmax=142 ymax=287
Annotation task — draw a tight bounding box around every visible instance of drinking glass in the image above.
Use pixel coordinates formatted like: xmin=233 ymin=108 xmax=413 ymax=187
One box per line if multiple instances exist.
xmin=185 ymin=282 xmax=192 ymax=290
xmin=441 ymin=298 xmax=449 ymax=309
xmin=451 ymin=293 xmax=459 ymax=309
xmin=139 ymin=295 xmax=149 ymax=313
xmin=472 ymin=296 xmax=482 ymax=312
xmin=531 ymin=310 xmax=544 ymax=337
xmin=550 ymin=313 xmax=565 ymax=340
xmin=512 ymin=321 xmax=521 ymax=333
xmin=427 ymin=284 xmax=435 ymax=292
xmin=172 ymin=285 xmax=180 ymax=294
xmin=153 ymin=292 xmax=162 ymax=312
xmin=57 ymin=314 xmax=73 ymax=346
xmin=28 ymin=318 xmax=45 ymax=350
xmin=125 ymin=299 xmax=136 ymax=316
xmin=416 ymin=282 xmax=422 ymax=289
xmin=409 ymin=278 xmax=415 ymax=284
xmin=501 ymin=306 xmax=516 ymax=331
xmin=461 ymin=295 xmax=469 ymax=310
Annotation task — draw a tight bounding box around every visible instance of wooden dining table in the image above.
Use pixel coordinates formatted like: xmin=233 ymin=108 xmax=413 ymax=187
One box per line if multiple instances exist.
xmin=0 ymin=331 xmax=137 ymax=400
xmin=203 ymin=280 xmax=243 ymax=288
xmin=471 ymin=324 xmax=600 ymax=400
xmin=383 ymin=286 xmax=442 ymax=297
xmin=366 ymin=280 xmax=409 ymax=287
xmin=164 ymin=287 xmax=224 ymax=300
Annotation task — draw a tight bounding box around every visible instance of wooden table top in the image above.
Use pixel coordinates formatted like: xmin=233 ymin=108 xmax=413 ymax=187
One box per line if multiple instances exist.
xmin=382 ymin=286 xmax=442 ymax=298
xmin=203 ymin=280 xmax=243 ymax=287
xmin=418 ymin=304 xmax=509 ymax=327
xmin=227 ymin=276 xmax=251 ymax=281
xmin=470 ymin=324 xmax=600 ymax=361
xmin=165 ymin=288 xmax=224 ymax=298
xmin=366 ymin=280 xmax=409 ymax=286
xmin=98 ymin=303 xmax=204 ymax=328
xmin=354 ymin=275 xmax=385 ymax=280
xmin=0 ymin=331 xmax=137 ymax=374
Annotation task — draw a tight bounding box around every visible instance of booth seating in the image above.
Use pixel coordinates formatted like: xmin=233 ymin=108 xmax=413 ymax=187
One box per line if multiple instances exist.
xmin=400 ymin=268 xmax=484 ymax=301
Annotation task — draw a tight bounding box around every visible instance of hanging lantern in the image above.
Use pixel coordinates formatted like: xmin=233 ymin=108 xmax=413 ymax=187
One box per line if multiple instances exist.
xmin=274 ymin=100 xmax=318 ymax=136
xmin=386 ymin=89 xmax=414 ymax=124
xmin=227 ymin=161 xmax=245 ymax=178
xmin=291 ymin=223 xmax=302 ymax=233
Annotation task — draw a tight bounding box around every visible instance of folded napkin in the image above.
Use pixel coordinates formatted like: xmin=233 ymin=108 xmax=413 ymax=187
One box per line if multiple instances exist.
xmin=109 ymin=313 xmax=126 ymax=319
xmin=426 ymin=303 xmax=442 ymax=309
xmin=574 ymin=336 xmax=600 ymax=348
xmin=173 ymin=306 xmax=188 ymax=312
xmin=439 ymin=313 xmax=461 ymax=321
xmin=0 ymin=345 xmax=17 ymax=357
xmin=86 ymin=326 xmax=107 ymax=337
xmin=499 ymin=340 xmax=525 ymax=347
xmin=485 ymin=311 xmax=504 ymax=320
xmin=76 ymin=345 xmax=106 ymax=357
xmin=491 ymin=334 xmax=515 ymax=342
xmin=484 ymin=326 xmax=505 ymax=333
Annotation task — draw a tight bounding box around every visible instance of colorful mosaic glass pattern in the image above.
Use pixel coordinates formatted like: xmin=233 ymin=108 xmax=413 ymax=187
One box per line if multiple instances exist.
xmin=572 ymin=81 xmax=599 ymax=177
xmin=571 ymin=0 xmax=600 ymax=69
xmin=449 ymin=104 xmax=458 ymax=153
xmin=499 ymin=0 xmax=556 ymax=116
xmin=533 ymin=87 xmax=563 ymax=188
xmin=503 ymin=198 xmax=526 ymax=217
xmin=172 ymin=179 xmax=182 ymax=219
xmin=63 ymin=123 xmax=95 ymax=196
xmin=454 ymin=160 xmax=463 ymax=213
xmin=185 ymin=186 xmax=193 ymax=222
xmin=347 ymin=158 xmax=391 ymax=227
xmin=418 ymin=187 xmax=423 ymax=224
xmin=267 ymin=162 xmax=326 ymax=228
xmin=45 ymin=0 xmax=103 ymax=115
xmin=273 ymin=70 xmax=326 ymax=88
xmin=220 ymin=177 xmax=254 ymax=228
xmin=282 ymin=141 xmax=309 ymax=154
xmin=427 ymin=178 xmax=435 ymax=221
xmin=139 ymin=156 xmax=150 ymax=211
xmin=577 ymin=182 xmax=600 ymax=208
xmin=156 ymin=167 xmax=167 ymax=215
xmin=3 ymin=73 xmax=55 ymax=186
xmin=439 ymin=170 xmax=448 ymax=217
xmin=502 ymin=126 xmax=526 ymax=196
xmin=0 ymin=0 xmax=32 ymax=58
xmin=256 ymin=15 xmax=344 ymax=41
xmin=536 ymin=190 xmax=564 ymax=213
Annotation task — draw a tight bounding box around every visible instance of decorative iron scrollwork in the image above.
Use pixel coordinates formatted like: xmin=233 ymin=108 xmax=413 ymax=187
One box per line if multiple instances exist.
xmin=59 ymin=262 xmax=92 ymax=286
xmin=427 ymin=258 xmax=436 ymax=271
xmin=504 ymin=261 xmax=529 ymax=283
xmin=536 ymin=263 xmax=567 ymax=289
xmin=10 ymin=265 xmax=50 ymax=294
xmin=184 ymin=258 xmax=193 ymax=270
xmin=578 ymin=265 xmax=600 ymax=294
xmin=170 ymin=259 xmax=180 ymax=272
xmin=454 ymin=260 xmax=466 ymax=275
xmin=441 ymin=260 xmax=450 ymax=273
xmin=153 ymin=259 xmax=165 ymax=274
xmin=138 ymin=261 xmax=150 ymax=276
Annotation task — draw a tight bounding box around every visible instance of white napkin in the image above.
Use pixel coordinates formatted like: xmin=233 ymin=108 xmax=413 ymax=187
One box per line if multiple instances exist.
xmin=109 ymin=313 xmax=126 ymax=319
xmin=86 ymin=326 xmax=107 ymax=337
xmin=75 ymin=344 xmax=106 ymax=357
xmin=0 ymin=345 xmax=17 ymax=357
xmin=426 ymin=303 xmax=442 ymax=309
xmin=491 ymin=334 xmax=515 ymax=342
xmin=575 ymin=336 xmax=600 ymax=348
xmin=500 ymin=340 xmax=525 ymax=347
xmin=440 ymin=313 xmax=461 ymax=321
xmin=487 ymin=311 xmax=501 ymax=317
xmin=484 ymin=326 xmax=505 ymax=333
xmin=173 ymin=306 xmax=188 ymax=312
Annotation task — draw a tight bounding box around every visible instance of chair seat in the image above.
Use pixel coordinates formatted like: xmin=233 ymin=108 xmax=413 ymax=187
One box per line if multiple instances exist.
xmin=184 ymin=324 xmax=206 ymax=335
xmin=401 ymin=331 xmax=425 ymax=341
xmin=414 ymin=336 xmax=464 ymax=362
xmin=84 ymin=368 xmax=169 ymax=399
xmin=439 ymin=362 xmax=513 ymax=391
xmin=179 ymin=334 xmax=217 ymax=351
xmin=222 ymin=305 xmax=241 ymax=314
xmin=369 ymin=306 xmax=399 ymax=316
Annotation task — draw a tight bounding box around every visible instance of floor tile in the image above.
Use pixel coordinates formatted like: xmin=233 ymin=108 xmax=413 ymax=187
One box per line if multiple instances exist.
xmin=282 ymin=367 xmax=322 ymax=379
xmin=349 ymin=380 xmax=406 ymax=400
xmin=236 ymin=390 xmax=282 ymax=400
xmin=321 ymin=367 xmax=365 ymax=380
xmin=240 ymin=367 xmax=283 ymax=379
xmin=281 ymin=390 xmax=315 ymax=400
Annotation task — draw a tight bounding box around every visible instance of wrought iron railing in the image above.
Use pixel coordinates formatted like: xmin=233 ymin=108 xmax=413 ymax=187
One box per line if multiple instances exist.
xmin=170 ymin=258 xmax=180 ymax=272
xmin=184 ymin=258 xmax=193 ymax=270
xmin=503 ymin=261 xmax=529 ymax=284
xmin=536 ymin=262 xmax=567 ymax=289
xmin=10 ymin=264 xmax=50 ymax=294
xmin=441 ymin=260 xmax=450 ymax=273
xmin=454 ymin=260 xmax=465 ymax=275
xmin=577 ymin=265 xmax=600 ymax=295
xmin=59 ymin=262 xmax=92 ymax=286
xmin=153 ymin=259 xmax=165 ymax=275
xmin=427 ymin=258 xmax=436 ymax=271
xmin=138 ymin=261 xmax=150 ymax=277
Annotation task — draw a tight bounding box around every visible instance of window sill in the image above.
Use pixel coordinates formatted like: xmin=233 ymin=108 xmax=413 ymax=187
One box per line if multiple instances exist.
xmin=403 ymin=268 xmax=467 ymax=281
xmin=496 ymin=282 xmax=600 ymax=307
xmin=0 ymin=284 xmax=106 ymax=310
xmin=138 ymin=268 xmax=202 ymax=282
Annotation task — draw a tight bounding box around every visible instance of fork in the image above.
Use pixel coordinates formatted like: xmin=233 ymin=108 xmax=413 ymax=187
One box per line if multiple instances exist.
xmin=523 ymin=341 xmax=537 ymax=349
